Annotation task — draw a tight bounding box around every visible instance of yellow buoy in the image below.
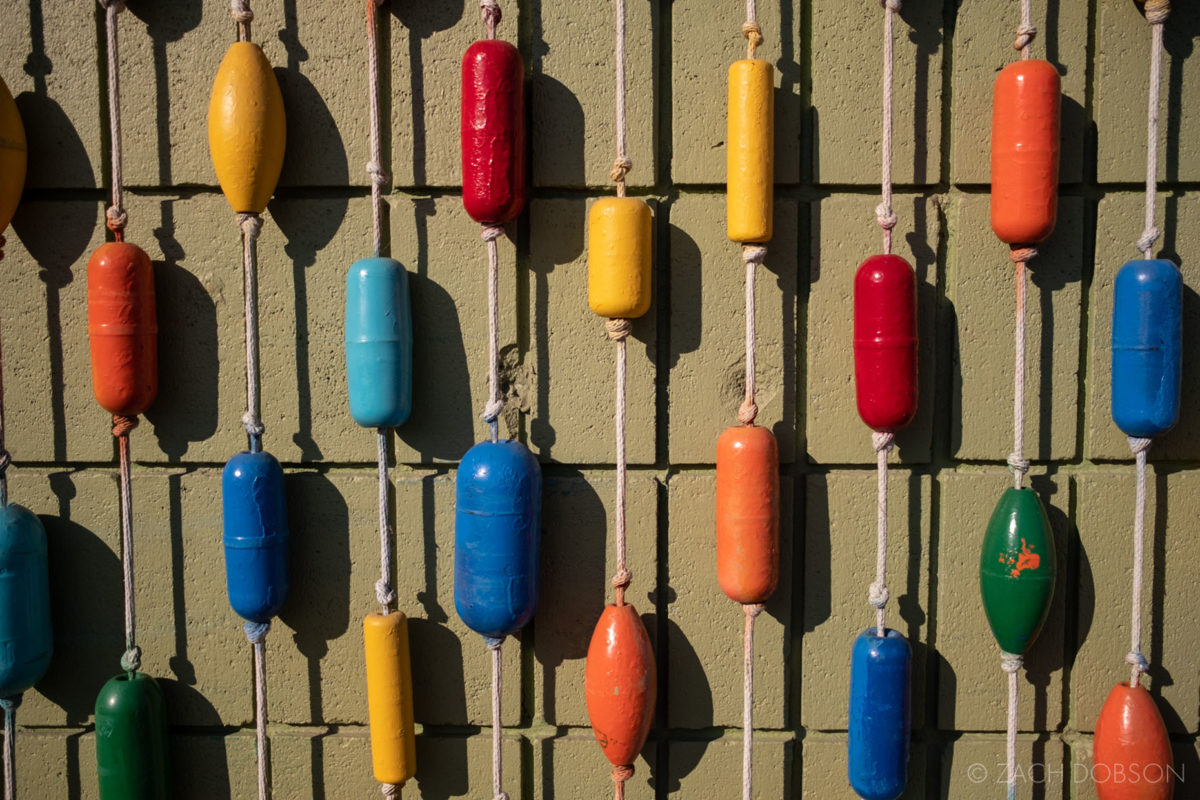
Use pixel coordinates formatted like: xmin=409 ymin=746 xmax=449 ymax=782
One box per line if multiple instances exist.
xmin=727 ymin=59 xmax=773 ymax=244
xmin=207 ymin=42 xmax=286 ymax=215
xmin=0 ymin=75 xmax=27 ymax=235
xmin=588 ymin=197 xmax=652 ymax=319
xmin=363 ymin=611 xmax=416 ymax=786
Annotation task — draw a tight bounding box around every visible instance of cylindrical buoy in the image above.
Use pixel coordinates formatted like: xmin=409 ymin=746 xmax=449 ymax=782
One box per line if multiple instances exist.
xmin=585 ymin=603 xmax=656 ymax=767
xmin=0 ymin=75 xmax=26 ymax=236
xmin=727 ymin=59 xmax=774 ymax=244
xmin=854 ymin=254 xmax=918 ymax=432
xmin=88 ymin=242 xmax=158 ymax=418
xmin=94 ymin=672 xmax=170 ymax=799
xmin=1093 ymin=682 xmax=1174 ymax=800
xmin=364 ymin=611 xmax=417 ymax=787
xmin=716 ymin=424 xmax=779 ymax=605
xmin=1112 ymin=259 xmax=1182 ymax=439
xmin=222 ymin=450 xmax=290 ymax=623
xmin=848 ymin=629 xmax=911 ymax=800
xmin=207 ymin=42 xmax=286 ymax=215
xmin=461 ymin=40 xmax=525 ymax=225
xmin=979 ymin=487 xmax=1056 ymax=655
xmin=588 ymin=197 xmax=652 ymax=320
xmin=454 ymin=440 xmax=541 ymax=639
xmin=0 ymin=505 xmax=52 ymax=699
xmin=990 ymin=59 xmax=1061 ymax=245
xmin=345 ymin=257 xmax=413 ymax=429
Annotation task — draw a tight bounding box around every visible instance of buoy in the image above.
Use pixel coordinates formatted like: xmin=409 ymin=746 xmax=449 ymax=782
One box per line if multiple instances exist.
xmin=345 ymin=257 xmax=413 ymax=429
xmin=716 ymin=424 xmax=779 ymax=605
xmin=222 ymin=450 xmax=290 ymax=624
xmin=454 ymin=440 xmax=542 ymax=639
xmin=0 ymin=505 xmax=52 ymax=699
xmin=1112 ymin=259 xmax=1182 ymax=438
xmin=207 ymin=41 xmax=286 ymax=215
xmin=87 ymin=242 xmax=158 ymax=418
xmin=461 ymin=39 xmax=525 ymax=226
xmin=588 ymin=197 xmax=652 ymax=320
xmin=979 ymin=487 xmax=1056 ymax=655
xmin=1093 ymin=682 xmax=1174 ymax=800
xmin=854 ymin=254 xmax=918 ymax=432
xmin=848 ymin=629 xmax=911 ymax=800
xmin=94 ymin=672 xmax=170 ymax=798
xmin=584 ymin=603 xmax=656 ymax=768
xmin=363 ymin=611 xmax=417 ymax=787
xmin=990 ymin=59 xmax=1061 ymax=245
xmin=0 ymin=75 xmax=26 ymax=237
xmin=726 ymin=59 xmax=774 ymax=244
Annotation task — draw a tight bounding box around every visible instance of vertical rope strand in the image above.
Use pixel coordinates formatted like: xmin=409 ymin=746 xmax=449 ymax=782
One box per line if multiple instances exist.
xmin=738 ymin=247 xmax=766 ymax=425
xmin=0 ymin=310 xmax=9 ymax=509
xmin=376 ymin=429 xmax=396 ymax=613
xmin=366 ymin=0 xmax=387 ymax=259
xmin=869 ymin=433 xmax=894 ymax=636
xmin=742 ymin=604 xmax=764 ymax=800
xmin=114 ymin=418 xmax=141 ymax=675
xmin=100 ymin=0 xmax=127 ymax=239
xmin=488 ymin=639 xmax=508 ymax=800
xmin=232 ymin=0 xmax=253 ymax=43
xmin=1138 ymin=16 xmax=1166 ymax=258
xmin=2 ymin=700 xmax=16 ymax=800
xmin=482 ymin=230 xmax=504 ymax=442
xmin=239 ymin=215 xmax=265 ymax=453
xmin=877 ymin=0 xmax=899 ymax=255
xmin=613 ymin=335 xmax=628 ymax=607
xmin=252 ymin=635 xmax=270 ymax=800
xmin=1008 ymin=252 xmax=1033 ymax=489
xmin=1014 ymin=0 xmax=1036 ymax=59
xmin=610 ymin=0 xmax=631 ymax=195
xmin=1128 ymin=438 xmax=1152 ymax=686
xmin=1002 ymin=655 xmax=1021 ymax=800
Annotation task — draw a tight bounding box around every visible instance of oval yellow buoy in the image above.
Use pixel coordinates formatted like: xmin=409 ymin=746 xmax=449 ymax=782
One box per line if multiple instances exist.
xmin=588 ymin=196 xmax=652 ymax=319
xmin=208 ymin=42 xmax=286 ymax=215
xmin=0 ymin=75 xmax=27 ymax=236
xmin=727 ymin=59 xmax=773 ymax=244
xmin=364 ymin=611 xmax=416 ymax=786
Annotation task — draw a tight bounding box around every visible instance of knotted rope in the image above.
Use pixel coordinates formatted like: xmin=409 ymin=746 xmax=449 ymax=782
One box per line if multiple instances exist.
xmin=1 ymin=696 xmax=18 ymax=800
xmin=1138 ymin=1 xmax=1169 ymax=258
xmin=741 ymin=603 xmax=764 ymax=800
xmin=0 ymin=308 xmax=9 ymax=509
xmin=1008 ymin=248 xmax=1035 ymax=488
xmin=238 ymin=213 xmax=265 ymax=453
xmin=1127 ymin=437 xmax=1152 ymax=686
xmin=740 ymin=245 xmax=766 ymax=426
xmin=1013 ymin=0 xmax=1036 ymax=59
xmin=487 ymin=637 xmax=509 ymax=800
xmin=232 ymin=0 xmax=253 ymax=43
xmin=876 ymin=0 xmax=899 ymax=255
xmin=1000 ymin=652 xmax=1022 ymax=800
xmin=245 ymin=621 xmax=271 ymax=800
xmin=366 ymin=0 xmax=388 ymax=260
xmin=100 ymin=0 xmax=128 ymax=239
xmin=611 ymin=0 xmax=631 ymax=196
xmin=607 ymin=319 xmax=632 ymax=606
xmin=868 ymin=433 xmax=894 ymax=637
xmin=111 ymin=414 xmax=142 ymax=674
xmin=375 ymin=429 xmax=396 ymax=612
xmin=742 ymin=0 xmax=762 ymax=60
xmin=481 ymin=226 xmax=505 ymax=441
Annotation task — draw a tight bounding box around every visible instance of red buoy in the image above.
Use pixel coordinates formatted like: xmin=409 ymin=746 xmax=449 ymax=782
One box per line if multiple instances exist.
xmin=461 ymin=40 xmax=525 ymax=225
xmin=716 ymin=424 xmax=779 ymax=605
xmin=585 ymin=603 xmax=656 ymax=769
xmin=1093 ymin=682 xmax=1174 ymax=800
xmin=87 ymin=242 xmax=157 ymax=417
xmin=990 ymin=59 xmax=1061 ymax=245
xmin=854 ymin=254 xmax=917 ymax=432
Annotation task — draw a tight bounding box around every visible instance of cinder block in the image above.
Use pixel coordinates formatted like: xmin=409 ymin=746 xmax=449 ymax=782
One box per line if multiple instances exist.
xmin=532 ymin=1 xmax=656 ymax=188
xmin=527 ymin=198 xmax=656 ymax=465
xmin=941 ymin=735 xmax=1066 ymax=800
xmin=949 ymin=0 xmax=1088 ymax=184
xmin=668 ymin=195 xmax=797 ymax=464
xmin=13 ymin=728 xmax=91 ymax=799
xmin=1085 ymin=193 xmax=1200 ymax=461
xmin=534 ymin=470 xmax=657 ymax=727
xmin=532 ymin=730 xmax=655 ymax=800
xmin=667 ymin=473 xmax=793 ymax=729
xmin=809 ymin=0 xmax=943 ymax=185
xmin=806 ymin=194 xmax=939 ymax=465
xmin=0 ymin=3 xmax=103 ymax=189
xmin=670 ymin=1 xmax=802 ymax=185
xmin=935 ymin=469 xmax=1068 ymax=732
xmin=950 ymin=193 xmax=1082 ymax=462
xmin=1096 ymin=0 xmax=1200 ymax=183
xmin=668 ymin=734 xmax=790 ymax=797
xmin=802 ymin=472 xmax=930 ymax=731
xmin=170 ymin=730 xmax=261 ymax=799
xmin=801 ymin=734 xmax=928 ymax=799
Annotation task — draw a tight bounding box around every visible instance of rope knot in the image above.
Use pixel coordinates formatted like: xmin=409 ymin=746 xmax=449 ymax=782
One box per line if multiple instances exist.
xmin=242 ymin=411 xmax=266 ymax=439
xmin=1143 ymin=0 xmax=1170 ymax=24
xmin=1000 ymin=652 xmax=1023 ymax=674
xmin=879 ymin=0 xmax=902 ymax=10
xmin=244 ymin=620 xmax=270 ymax=644
xmin=481 ymin=225 xmax=505 ymax=243
xmin=237 ymin=212 xmax=263 ymax=241
xmin=1128 ymin=436 xmax=1153 ymax=456
xmin=611 ymin=764 xmax=634 ymax=784
xmin=872 ymin=431 xmax=895 ymax=453
xmin=482 ymin=398 xmax=504 ymax=425
xmin=741 ymin=21 xmax=764 ymax=51
xmin=1125 ymin=650 xmax=1149 ymax=673
xmin=1010 ymin=246 xmax=1038 ymax=264
xmin=1013 ymin=22 xmax=1037 ymax=52
xmin=868 ymin=582 xmax=889 ymax=609
xmin=481 ymin=0 xmax=502 ymax=30
xmin=105 ymin=206 xmax=128 ymax=235
xmin=743 ymin=602 xmax=765 ymax=620
xmin=120 ymin=646 xmax=142 ymax=673
xmin=484 ymin=635 xmax=504 ymax=651
xmin=1006 ymin=453 xmax=1030 ymax=476
xmin=606 ymin=318 xmax=632 ymax=342
xmin=111 ymin=414 xmax=139 ymax=438
xmin=611 ymin=567 xmax=632 ymax=591
xmin=737 ymin=400 xmax=759 ymax=426
xmin=741 ymin=244 xmax=768 ymax=267
xmin=375 ymin=579 xmax=396 ymax=608
xmin=0 ymin=451 xmax=13 ymax=476
xmin=230 ymin=0 xmax=254 ymax=23
xmin=366 ymin=160 xmax=390 ymax=189
xmin=380 ymin=784 xmax=403 ymax=799
xmin=0 ymin=696 xmax=20 ymax=712
xmin=610 ymin=156 xmax=633 ymax=184
xmin=875 ymin=202 xmax=898 ymax=232
xmin=98 ymin=0 xmax=125 ymax=10
xmin=1136 ymin=225 xmax=1160 ymax=257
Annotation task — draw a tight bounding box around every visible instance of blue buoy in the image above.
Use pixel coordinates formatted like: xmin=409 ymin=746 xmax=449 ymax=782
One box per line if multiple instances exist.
xmin=0 ymin=505 xmax=52 ymax=699
xmin=345 ymin=257 xmax=413 ymax=429
xmin=848 ymin=628 xmax=911 ymax=800
xmin=454 ymin=440 xmax=541 ymax=639
xmin=222 ymin=450 xmax=289 ymax=623
xmin=1112 ymin=259 xmax=1182 ymax=438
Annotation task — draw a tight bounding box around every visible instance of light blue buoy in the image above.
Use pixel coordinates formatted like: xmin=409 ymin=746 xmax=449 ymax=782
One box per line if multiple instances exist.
xmin=1112 ymin=258 xmax=1182 ymax=438
xmin=848 ymin=628 xmax=911 ymax=800
xmin=345 ymin=257 xmax=413 ymax=429
xmin=222 ymin=450 xmax=290 ymax=623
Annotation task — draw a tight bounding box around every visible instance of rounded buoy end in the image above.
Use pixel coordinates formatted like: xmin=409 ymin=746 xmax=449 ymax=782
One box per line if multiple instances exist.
xmin=716 ymin=424 xmax=779 ymax=605
xmin=94 ymin=672 xmax=170 ymax=797
xmin=854 ymin=254 xmax=918 ymax=432
xmin=1093 ymin=681 xmax=1174 ymax=800
xmin=346 ymin=257 xmax=414 ymax=429
xmin=588 ymin=197 xmax=652 ymax=319
xmin=0 ymin=75 xmax=27 ymax=237
xmin=979 ymin=487 xmax=1056 ymax=656
xmin=1112 ymin=259 xmax=1182 ymax=439
xmin=364 ymin=611 xmax=417 ymax=786
xmin=462 ymin=39 xmax=526 ymax=225
xmin=727 ymin=59 xmax=774 ymax=244
xmin=585 ymin=603 xmax=656 ymax=767
xmin=222 ymin=450 xmax=290 ymax=623
xmin=0 ymin=505 xmax=51 ymax=698
xmin=848 ymin=629 xmax=911 ymax=800
xmin=88 ymin=241 xmax=158 ymax=417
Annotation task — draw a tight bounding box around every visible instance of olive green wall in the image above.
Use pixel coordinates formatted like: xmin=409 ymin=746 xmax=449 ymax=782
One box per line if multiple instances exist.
xmin=1 ymin=0 xmax=1198 ymax=797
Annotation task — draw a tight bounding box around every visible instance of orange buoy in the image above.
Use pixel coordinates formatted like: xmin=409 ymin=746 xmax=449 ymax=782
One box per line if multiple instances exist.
xmin=0 ymin=75 xmax=26 ymax=237
xmin=87 ymin=242 xmax=157 ymax=417
xmin=716 ymin=424 xmax=779 ymax=605
xmin=584 ymin=603 xmax=656 ymax=769
xmin=1093 ymin=682 xmax=1174 ymax=800
xmin=990 ymin=59 xmax=1061 ymax=245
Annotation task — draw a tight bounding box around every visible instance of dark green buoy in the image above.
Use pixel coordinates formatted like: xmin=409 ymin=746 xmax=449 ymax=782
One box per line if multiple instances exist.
xmin=979 ymin=487 xmax=1056 ymax=655
xmin=95 ymin=672 xmax=170 ymax=799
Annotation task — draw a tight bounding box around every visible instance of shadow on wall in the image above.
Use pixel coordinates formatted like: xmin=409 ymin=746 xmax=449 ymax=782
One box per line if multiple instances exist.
xmin=529 ymin=0 xmax=587 ymax=189
xmin=1163 ymin=0 xmax=1198 ymax=184
xmin=392 ymin=1 xmax=463 ymax=186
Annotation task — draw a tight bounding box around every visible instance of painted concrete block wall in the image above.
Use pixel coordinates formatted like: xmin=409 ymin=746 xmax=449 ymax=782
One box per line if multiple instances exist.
xmin=0 ymin=0 xmax=1198 ymax=797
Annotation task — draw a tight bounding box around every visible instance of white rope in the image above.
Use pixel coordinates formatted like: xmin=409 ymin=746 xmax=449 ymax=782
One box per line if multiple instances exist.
xmin=115 ymin=420 xmax=141 ymax=673
xmin=488 ymin=638 xmax=508 ymax=800
xmin=1127 ymin=438 xmax=1152 ymax=685
xmin=1139 ymin=21 xmax=1165 ymax=258
xmin=741 ymin=0 xmax=763 ymax=60
xmin=868 ymin=432 xmax=894 ymax=636
xmin=375 ymin=429 xmax=396 ymax=612
xmin=1008 ymin=254 xmax=1031 ymax=488
xmin=244 ymin=622 xmax=271 ymax=800
xmin=0 ymin=308 xmax=8 ymax=509
xmin=366 ymin=0 xmax=388 ymax=260
xmin=610 ymin=0 xmax=631 ymax=195
xmin=742 ymin=603 xmax=763 ymax=800
xmin=231 ymin=0 xmax=253 ymax=42
xmin=239 ymin=214 xmax=265 ymax=453
xmin=1014 ymin=0 xmax=1036 ymax=59
xmin=481 ymin=228 xmax=504 ymax=441
xmin=876 ymin=0 xmax=899 ymax=255
xmin=100 ymin=0 xmax=127 ymax=236
xmin=739 ymin=246 xmax=766 ymax=425
xmin=1001 ymin=653 xmax=1021 ymax=800
xmin=610 ymin=325 xmax=631 ymax=606
xmin=481 ymin=0 xmax=501 ymax=39
xmin=2 ymin=698 xmax=16 ymax=800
